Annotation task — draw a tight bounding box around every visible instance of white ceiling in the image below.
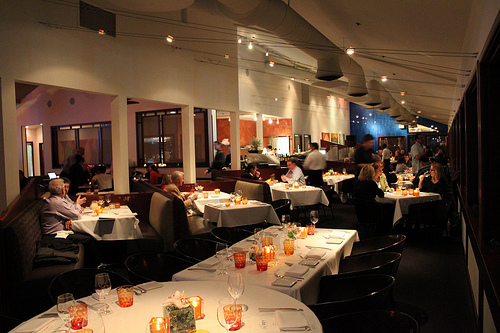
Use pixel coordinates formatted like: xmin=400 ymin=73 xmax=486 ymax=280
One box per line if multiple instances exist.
xmin=89 ymin=0 xmax=482 ymax=125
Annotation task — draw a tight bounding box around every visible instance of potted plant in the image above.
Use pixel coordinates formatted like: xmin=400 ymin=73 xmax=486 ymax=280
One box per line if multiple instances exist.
xmin=248 ymin=137 xmax=262 ymax=153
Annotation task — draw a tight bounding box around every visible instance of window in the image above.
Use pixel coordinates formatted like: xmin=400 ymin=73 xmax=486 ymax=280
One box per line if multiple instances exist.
xmin=51 ymin=122 xmax=112 ymax=168
xmin=136 ymin=108 xmax=209 ymax=167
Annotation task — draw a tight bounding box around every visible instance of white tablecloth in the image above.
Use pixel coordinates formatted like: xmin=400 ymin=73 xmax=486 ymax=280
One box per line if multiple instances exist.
xmin=270 ymin=183 xmax=330 ymax=209
xmin=12 ymin=281 xmax=322 ymax=333
xmin=204 ymin=201 xmax=280 ymax=227
xmin=72 ymin=205 xmax=143 ymax=241
xmin=173 ymin=227 xmax=359 ymax=305
xmin=192 ymin=192 xmax=232 ymax=214
xmin=323 ymin=174 xmax=355 ymax=193
xmin=377 ymin=192 xmax=441 ymax=225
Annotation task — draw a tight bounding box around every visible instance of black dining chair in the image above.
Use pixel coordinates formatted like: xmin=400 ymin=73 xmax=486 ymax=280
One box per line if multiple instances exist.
xmin=174 ymin=238 xmax=226 ymax=262
xmin=238 ymin=221 xmax=270 ymax=234
xmin=337 ymin=252 xmax=402 ymax=278
xmin=321 ymin=310 xmax=419 ymax=333
xmin=48 ymin=268 xmax=131 ymax=304
xmin=349 ymin=235 xmax=406 ymax=257
xmin=270 ymin=199 xmax=292 ymax=220
xmin=211 ymin=227 xmax=252 ymax=245
xmin=308 ymin=274 xmax=395 ymax=321
xmin=124 ymin=253 xmax=195 ymax=285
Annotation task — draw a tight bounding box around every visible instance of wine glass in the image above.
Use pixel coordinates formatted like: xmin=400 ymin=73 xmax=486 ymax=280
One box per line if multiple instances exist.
xmin=217 ymin=298 xmax=242 ymax=331
xmin=293 ymin=222 xmax=301 ymax=248
xmin=253 ymin=228 xmax=263 ymax=244
xmin=98 ymin=196 xmax=105 ymax=207
xmin=281 ymin=214 xmax=291 ymax=228
xmin=216 ymin=243 xmax=228 ymax=275
xmin=342 ymin=168 xmax=347 ymax=175
xmin=310 ymin=210 xmax=319 ymax=225
xmin=227 ymin=273 xmax=244 ymax=302
xmin=57 ymin=293 xmax=75 ymax=332
xmin=236 ymin=190 xmax=243 ymax=198
xmin=105 ymin=194 xmax=111 ymax=206
xmin=95 ymin=273 xmax=112 ymax=315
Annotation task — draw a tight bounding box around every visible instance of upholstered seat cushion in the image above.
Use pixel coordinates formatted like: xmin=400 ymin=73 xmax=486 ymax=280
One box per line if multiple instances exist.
xmin=188 ymin=215 xmax=215 ymax=236
xmin=234 ymin=180 xmax=264 ymax=201
xmin=149 ymin=192 xmax=176 ymax=252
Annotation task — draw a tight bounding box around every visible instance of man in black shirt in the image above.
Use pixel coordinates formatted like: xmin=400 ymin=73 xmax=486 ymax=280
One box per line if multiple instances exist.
xmin=205 ymin=141 xmax=226 ymax=174
xmin=354 ymin=134 xmax=375 ymax=177
xmin=241 ymin=163 xmax=261 ymax=180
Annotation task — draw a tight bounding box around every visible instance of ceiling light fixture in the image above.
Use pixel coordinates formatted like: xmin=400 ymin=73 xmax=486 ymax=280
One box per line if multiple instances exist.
xmin=238 ymin=37 xmax=242 ymax=43
xmin=346 ymin=47 xmax=355 ymax=55
xmin=265 ymin=51 xmax=269 ymax=56
xmin=400 ymin=91 xmax=406 ymax=96
xmin=291 ymin=77 xmax=295 ymax=81
xmin=269 ymin=119 xmax=272 ymax=124
xmin=305 ymin=78 xmax=310 ymax=82
xmin=269 ymin=61 xmax=275 ymax=67
xmin=248 ymin=42 xmax=253 ymax=49
xmin=277 ymin=119 xmax=280 ymax=124
xmin=401 ymin=100 xmax=406 ymax=104
xmin=25 ymin=126 xmax=29 ymax=129
xmin=98 ymin=29 xmax=106 ymax=35
xmin=254 ymin=114 xmax=257 ymax=121
xmin=224 ymin=54 xmax=229 ymax=59
xmin=327 ymin=95 xmax=331 ymax=99
xmin=274 ymin=97 xmax=278 ymax=101
xmin=369 ymin=113 xmax=372 ymax=116
xmin=416 ymin=116 xmax=420 ymax=119
xmin=417 ymin=110 xmax=422 ymax=113
xmin=381 ymin=76 xmax=388 ymax=82
xmin=228 ymin=117 xmax=231 ymax=122
xmin=166 ymin=35 xmax=174 ymax=42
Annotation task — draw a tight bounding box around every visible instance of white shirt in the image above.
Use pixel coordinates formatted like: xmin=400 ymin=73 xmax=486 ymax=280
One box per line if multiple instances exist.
xmin=285 ymin=166 xmax=305 ymax=184
xmin=410 ymin=142 xmax=425 ymax=174
xmin=303 ymin=149 xmax=327 ymax=171
xmin=382 ymin=148 xmax=391 ymax=160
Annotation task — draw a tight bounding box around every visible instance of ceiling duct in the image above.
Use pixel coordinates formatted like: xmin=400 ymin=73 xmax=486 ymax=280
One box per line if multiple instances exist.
xmin=365 ymin=80 xmax=382 ymax=106
xmin=199 ymin=0 xmax=367 ymax=96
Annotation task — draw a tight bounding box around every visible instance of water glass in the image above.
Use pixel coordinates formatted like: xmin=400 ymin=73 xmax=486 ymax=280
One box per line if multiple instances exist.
xmin=217 ymin=299 xmax=243 ymax=331
xmin=57 ymin=293 xmax=76 ymax=332
xmin=117 ymin=285 xmax=134 ymax=307
xmin=233 ymin=252 xmax=246 ymax=269
xmin=255 ymin=254 xmax=268 ymax=271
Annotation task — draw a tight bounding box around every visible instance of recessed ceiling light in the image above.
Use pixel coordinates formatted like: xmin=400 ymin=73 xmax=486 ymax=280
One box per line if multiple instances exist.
xmin=254 ymin=114 xmax=257 ymax=121
xmin=269 ymin=119 xmax=272 ymax=124
xmin=25 ymin=126 xmax=29 ymax=129
xmin=346 ymin=47 xmax=355 ymax=55
xmin=277 ymin=119 xmax=280 ymax=124
xmin=381 ymin=76 xmax=388 ymax=82
xmin=417 ymin=110 xmax=422 ymax=113
xmin=98 ymin=29 xmax=106 ymax=35
xmin=369 ymin=113 xmax=372 ymax=116
xmin=274 ymin=97 xmax=278 ymax=101
xmin=248 ymin=42 xmax=253 ymax=49
xmin=327 ymin=95 xmax=331 ymax=99
xmin=166 ymin=35 xmax=174 ymax=42
xmin=238 ymin=37 xmax=242 ymax=43
xmin=401 ymin=100 xmax=406 ymax=104
xmin=269 ymin=61 xmax=275 ymax=67
xmin=305 ymin=78 xmax=310 ymax=82
xmin=291 ymin=77 xmax=295 ymax=81
xmin=224 ymin=54 xmax=229 ymax=59
xmin=400 ymin=91 xmax=406 ymax=96
xmin=265 ymin=51 xmax=269 ymax=56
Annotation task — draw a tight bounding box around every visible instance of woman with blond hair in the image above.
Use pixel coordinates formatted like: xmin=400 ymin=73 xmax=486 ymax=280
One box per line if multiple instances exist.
xmin=373 ymin=161 xmax=392 ymax=192
xmin=353 ymin=165 xmax=385 ymax=201
xmin=419 ymin=162 xmax=447 ymax=196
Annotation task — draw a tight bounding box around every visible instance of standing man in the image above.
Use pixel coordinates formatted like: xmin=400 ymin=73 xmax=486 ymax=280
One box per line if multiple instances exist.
xmin=303 ymin=142 xmax=326 ymax=187
xmin=410 ymin=134 xmax=425 ymax=174
xmin=61 ymin=147 xmax=85 ymax=178
xmin=281 ymin=157 xmax=305 ymax=184
xmin=354 ymin=134 xmax=375 ymax=177
xmin=205 ymin=141 xmax=226 ymax=174
xmin=382 ymin=143 xmax=392 ymax=167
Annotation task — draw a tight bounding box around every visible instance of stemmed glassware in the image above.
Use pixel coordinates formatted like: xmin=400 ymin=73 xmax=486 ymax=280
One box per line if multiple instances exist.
xmin=98 ymin=196 xmax=105 ymax=207
xmin=253 ymin=228 xmax=263 ymax=244
xmin=217 ymin=298 xmax=241 ymax=331
xmin=227 ymin=273 xmax=244 ymax=303
xmin=281 ymin=214 xmax=291 ymax=229
xmin=216 ymin=243 xmax=229 ymax=275
xmin=105 ymin=194 xmax=112 ymax=206
xmin=95 ymin=273 xmax=112 ymax=315
xmin=310 ymin=210 xmax=319 ymax=225
xmin=57 ymin=293 xmax=75 ymax=332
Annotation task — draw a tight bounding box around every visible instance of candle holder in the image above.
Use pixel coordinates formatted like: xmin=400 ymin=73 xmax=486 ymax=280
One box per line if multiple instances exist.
xmin=187 ymin=297 xmax=205 ymax=320
xmin=148 ymin=317 xmax=170 ymax=333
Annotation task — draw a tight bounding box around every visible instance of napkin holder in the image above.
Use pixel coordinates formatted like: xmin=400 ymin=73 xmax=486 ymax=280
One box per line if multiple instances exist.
xmin=162 ymin=304 xmax=196 ymax=333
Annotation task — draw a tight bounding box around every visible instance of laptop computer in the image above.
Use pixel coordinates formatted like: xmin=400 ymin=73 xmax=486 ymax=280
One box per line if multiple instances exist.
xmin=48 ymin=172 xmax=57 ymax=180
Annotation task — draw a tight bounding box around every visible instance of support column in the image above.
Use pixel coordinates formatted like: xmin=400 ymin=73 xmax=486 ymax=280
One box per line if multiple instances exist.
xmin=182 ymin=105 xmax=196 ymax=183
xmin=110 ymin=95 xmax=129 ymax=194
xmin=230 ymin=110 xmax=241 ymax=170
xmin=0 ymin=77 xmax=20 ymax=211
xmin=256 ymin=113 xmax=264 ymax=148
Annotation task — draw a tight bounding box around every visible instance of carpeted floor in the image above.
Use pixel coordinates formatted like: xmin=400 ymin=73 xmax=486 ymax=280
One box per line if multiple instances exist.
xmin=314 ymin=197 xmax=478 ymax=333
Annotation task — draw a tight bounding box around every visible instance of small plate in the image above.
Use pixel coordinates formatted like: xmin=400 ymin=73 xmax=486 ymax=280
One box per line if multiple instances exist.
xmin=271 ymin=277 xmax=298 ymax=287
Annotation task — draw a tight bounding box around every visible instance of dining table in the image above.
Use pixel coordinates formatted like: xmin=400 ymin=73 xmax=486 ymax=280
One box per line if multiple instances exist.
xmin=10 ymin=281 xmax=323 ymax=332
xmin=203 ymin=200 xmax=281 ymax=227
xmin=322 ymin=174 xmax=355 ymax=193
xmin=270 ymin=183 xmax=330 ymax=210
xmin=71 ymin=205 xmax=143 ymax=241
xmin=191 ymin=191 xmax=233 ymax=215
xmin=173 ymin=227 xmax=359 ymax=305
xmin=377 ymin=192 xmax=442 ymax=225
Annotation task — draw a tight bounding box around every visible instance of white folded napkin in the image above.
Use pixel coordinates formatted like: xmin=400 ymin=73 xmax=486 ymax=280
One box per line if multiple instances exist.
xmin=91 ymin=288 xmax=118 ymax=301
xmin=323 ymin=230 xmax=346 ymax=239
xmin=231 ymin=244 xmax=252 ymax=252
xmin=13 ymin=318 xmax=54 ymax=333
xmin=284 ymin=264 xmax=309 ymax=278
xmin=304 ymin=249 xmax=326 ymax=259
xmin=326 ymin=238 xmax=344 ymax=244
xmin=275 ymin=310 xmax=310 ymax=331
xmin=196 ymin=257 xmax=220 ymax=268
xmin=55 ymin=230 xmax=73 ymax=239
xmin=137 ymin=281 xmax=163 ymax=291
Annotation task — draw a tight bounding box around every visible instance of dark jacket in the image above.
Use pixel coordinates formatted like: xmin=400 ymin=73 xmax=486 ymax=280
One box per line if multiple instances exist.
xmin=353 ymin=179 xmax=385 ymax=201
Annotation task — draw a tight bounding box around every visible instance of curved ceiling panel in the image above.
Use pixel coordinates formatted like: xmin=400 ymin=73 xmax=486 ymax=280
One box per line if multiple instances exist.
xmin=106 ymin=0 xmax=194 ymax=12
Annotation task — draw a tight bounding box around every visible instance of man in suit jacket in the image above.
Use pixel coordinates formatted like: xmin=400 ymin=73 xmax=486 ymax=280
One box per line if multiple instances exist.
xmin=163 ymin=171 xmax=198 ymax=209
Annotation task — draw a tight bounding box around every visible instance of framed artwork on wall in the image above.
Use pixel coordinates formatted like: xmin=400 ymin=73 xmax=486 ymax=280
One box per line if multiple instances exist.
xmin=321 ymin=132 xmax=330 ymax=141
xmin=331 ymin=133 xmax=339 ymax=143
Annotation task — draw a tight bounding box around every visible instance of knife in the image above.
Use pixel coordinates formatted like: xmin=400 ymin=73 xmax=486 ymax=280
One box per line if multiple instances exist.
xmin=187 ymin=267 xmax=216 ymax=273
xmin=305 ymin=245 xmax=332 ymax=251
xmin=258 ymin=307 xmax=304 ymax=312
